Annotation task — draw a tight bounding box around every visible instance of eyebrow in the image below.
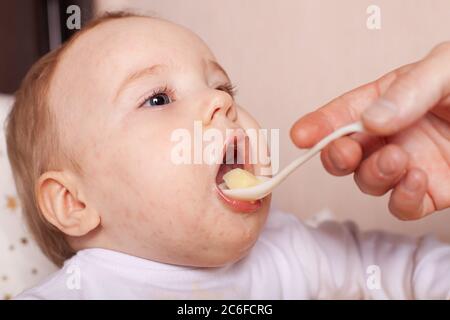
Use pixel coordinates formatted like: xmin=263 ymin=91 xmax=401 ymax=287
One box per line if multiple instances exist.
xmin=114 ymin=60 xmax=229 ymax=102
xmin=114 ymin=64 xmax=167 ymax=102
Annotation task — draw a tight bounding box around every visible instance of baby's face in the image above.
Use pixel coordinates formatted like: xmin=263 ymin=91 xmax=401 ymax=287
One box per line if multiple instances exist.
xmin=49 ymin=17 xmax=271 ymax=266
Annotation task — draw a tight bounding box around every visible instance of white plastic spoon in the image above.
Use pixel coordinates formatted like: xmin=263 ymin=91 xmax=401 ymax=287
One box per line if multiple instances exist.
xmin=219 ymin=121 xmax=365 ymax=201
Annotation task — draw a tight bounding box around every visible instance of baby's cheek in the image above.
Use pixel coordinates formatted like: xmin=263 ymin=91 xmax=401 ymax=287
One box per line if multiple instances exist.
xmin=170 ymin=182 xmax=204 ymax=223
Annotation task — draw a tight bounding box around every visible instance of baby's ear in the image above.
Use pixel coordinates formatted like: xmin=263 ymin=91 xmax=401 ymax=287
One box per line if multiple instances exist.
xmin=36 ymin=171 xmax=100 ymax=236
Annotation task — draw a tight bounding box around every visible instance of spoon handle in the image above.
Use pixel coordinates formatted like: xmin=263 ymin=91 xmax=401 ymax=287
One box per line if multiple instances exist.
xmin=271 ymin=121 xmax=365 ymax=185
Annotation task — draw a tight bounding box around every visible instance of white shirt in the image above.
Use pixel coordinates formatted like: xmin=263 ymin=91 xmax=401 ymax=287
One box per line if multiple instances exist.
xmin=15 ymin=208 xmax=450 ymax=299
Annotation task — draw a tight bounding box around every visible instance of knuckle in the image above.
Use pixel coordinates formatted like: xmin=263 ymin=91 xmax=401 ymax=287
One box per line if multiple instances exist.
xmin=394 ymin=72 xmax=419 ymax=100
xmin=353 ymin=172 xmax=387 ymax=196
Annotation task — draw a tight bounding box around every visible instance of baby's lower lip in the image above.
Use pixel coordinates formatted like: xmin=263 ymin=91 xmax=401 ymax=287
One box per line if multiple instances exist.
xmin=215 ymin=185 xmax=262 ymax=213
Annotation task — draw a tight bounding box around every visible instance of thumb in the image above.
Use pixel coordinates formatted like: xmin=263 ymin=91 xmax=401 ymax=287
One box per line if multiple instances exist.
xmin=362 ymin=43 xmax=450 ymax=135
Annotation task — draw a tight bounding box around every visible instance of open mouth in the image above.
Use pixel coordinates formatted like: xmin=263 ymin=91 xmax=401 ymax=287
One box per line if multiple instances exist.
xmin=215 ymin=131 xmax=262 ymax=213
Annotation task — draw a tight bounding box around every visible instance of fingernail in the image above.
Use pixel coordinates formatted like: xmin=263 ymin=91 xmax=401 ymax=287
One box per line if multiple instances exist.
xmin=362 ymin=99 xmax=398 ymax=127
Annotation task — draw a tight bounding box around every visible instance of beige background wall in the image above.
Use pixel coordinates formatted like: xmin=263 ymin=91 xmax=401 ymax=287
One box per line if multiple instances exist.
xmin=95 ymin=0 xmax=450 ymax=241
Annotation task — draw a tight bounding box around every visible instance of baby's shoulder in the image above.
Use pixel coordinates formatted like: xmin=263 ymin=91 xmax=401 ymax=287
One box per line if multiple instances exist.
xmin=14 ymin=256 xmax=83 ymax=300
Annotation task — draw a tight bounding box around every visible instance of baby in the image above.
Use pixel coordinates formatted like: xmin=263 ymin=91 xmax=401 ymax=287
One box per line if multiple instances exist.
xmin=7 ymin=12 xmax=450 ymax=299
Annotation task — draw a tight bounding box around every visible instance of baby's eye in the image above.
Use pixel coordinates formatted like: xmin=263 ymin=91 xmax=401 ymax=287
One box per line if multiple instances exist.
xmin=143 ymin=93 xmax=172 ymax=107
xmin=216 ymin=83 xmax=237 ymax=98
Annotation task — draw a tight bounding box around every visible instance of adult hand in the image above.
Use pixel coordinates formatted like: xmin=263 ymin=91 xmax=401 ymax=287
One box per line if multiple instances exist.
xmin=290 ymin=42 xmax=450 ymax=220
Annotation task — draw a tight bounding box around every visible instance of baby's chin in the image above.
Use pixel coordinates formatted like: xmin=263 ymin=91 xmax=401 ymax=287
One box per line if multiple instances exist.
xmin=182 ymin=231 xmax=262 ymax=268
xmin=194 ymin=197 xmax=271 ymax=267
xmin=151 ymin=195 xmax=270 ymax=267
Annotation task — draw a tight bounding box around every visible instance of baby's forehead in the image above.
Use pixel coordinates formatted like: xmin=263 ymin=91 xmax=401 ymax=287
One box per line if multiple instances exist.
xmin=60 ymin=17 xmax=213 ymax=78
xmin=49 ymin=16 xmax=214 ymax=114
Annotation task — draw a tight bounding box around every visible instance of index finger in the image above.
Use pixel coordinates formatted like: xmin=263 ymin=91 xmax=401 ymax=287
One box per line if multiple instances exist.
xmin=290 ymin=64 xmax=413 ymax=148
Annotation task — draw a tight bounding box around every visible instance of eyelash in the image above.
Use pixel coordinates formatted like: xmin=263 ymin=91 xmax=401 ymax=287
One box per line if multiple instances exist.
xmin=139 ymin=85 xmax=175 ymax=108
xmin=216 ymin=83 xmax=237 ymax=97
xmin=138 ymin=82 xmax=237 ymax=108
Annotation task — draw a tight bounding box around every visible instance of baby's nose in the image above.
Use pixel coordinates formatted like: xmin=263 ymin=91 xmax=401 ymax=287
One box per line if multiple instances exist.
xmin=202 ymin=90 xmax=236 ymax=125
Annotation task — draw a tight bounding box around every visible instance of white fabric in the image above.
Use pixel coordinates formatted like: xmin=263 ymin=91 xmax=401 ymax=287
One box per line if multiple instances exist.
xmin=0 ymin=94 xmax=56 ymax=300
xmin=15 ymin=208 xmax=450 ymax=300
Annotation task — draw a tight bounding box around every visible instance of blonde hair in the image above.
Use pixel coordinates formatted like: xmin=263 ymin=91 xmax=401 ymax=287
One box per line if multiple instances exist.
xmin=5 ymin=11 xmax=143 ymax=266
